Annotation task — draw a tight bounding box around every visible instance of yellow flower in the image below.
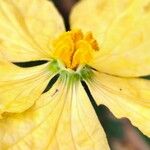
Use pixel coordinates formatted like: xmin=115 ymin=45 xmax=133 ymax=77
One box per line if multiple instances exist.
xmin=0 ymin=0 xmax=150 ymax=149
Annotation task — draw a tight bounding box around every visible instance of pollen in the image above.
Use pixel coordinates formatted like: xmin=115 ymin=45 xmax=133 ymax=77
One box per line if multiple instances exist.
xmin=51 ymin=29 xmax=99 ymax=70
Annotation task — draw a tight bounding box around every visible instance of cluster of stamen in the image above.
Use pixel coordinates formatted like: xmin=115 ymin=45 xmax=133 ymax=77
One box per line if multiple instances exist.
xmin=51 ymin=29 xmax=99 ymax=70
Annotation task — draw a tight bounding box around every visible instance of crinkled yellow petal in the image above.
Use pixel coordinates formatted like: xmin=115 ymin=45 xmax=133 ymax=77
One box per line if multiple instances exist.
xmin=0 ymin=78 xmax=110 ymax=150
xmin=0 ymin=61 xmax=52 ymax=115
xmin=87 ymin=71 xmax=150 ymax=136
xmin=70 ymin=0 xmax=133 ymax=46
xmin=0 ymin=0 xmax=65 ymax=62
xmin=71 ymin=0 xmax=150 ymax=77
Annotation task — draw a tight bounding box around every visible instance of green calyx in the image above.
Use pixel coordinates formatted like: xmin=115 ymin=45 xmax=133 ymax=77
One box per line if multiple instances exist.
xmin=48 ymin=59 xmax=60 ymax=73
xmin=49 ymin=59 xmax=94 ymax=81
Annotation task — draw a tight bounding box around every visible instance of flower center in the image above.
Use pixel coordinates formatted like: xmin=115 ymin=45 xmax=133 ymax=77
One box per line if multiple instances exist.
xmin=51 ymin=29 xmax=99 ymax=70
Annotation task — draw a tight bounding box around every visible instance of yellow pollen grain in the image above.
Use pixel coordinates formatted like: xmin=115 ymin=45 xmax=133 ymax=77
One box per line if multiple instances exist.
xmin=52 ymin=29 xmax=99 ymax=69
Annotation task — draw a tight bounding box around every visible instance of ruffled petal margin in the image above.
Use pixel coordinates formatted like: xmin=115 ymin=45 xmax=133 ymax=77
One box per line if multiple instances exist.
xmin=87 ymin=71 xmax=150 ymax=137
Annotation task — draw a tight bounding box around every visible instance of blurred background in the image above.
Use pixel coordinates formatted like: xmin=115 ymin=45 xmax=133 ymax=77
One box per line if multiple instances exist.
xmin=52 ymin=0 xmax=150 ymax=149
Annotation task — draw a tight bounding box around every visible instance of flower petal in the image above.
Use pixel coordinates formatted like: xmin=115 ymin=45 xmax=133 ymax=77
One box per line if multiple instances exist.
xmin=0 ymin=0 xmax=65 ymax=62
xmin=70 ymin=0 xmax=133 ymax=46
xmin=71 ymin=0 xmax=150 ymax=77
xmin=0 ymin=78 xmax=110 ymax=150
xmin=0 ymin=61 xmax=52 ymax=115
xmin=87 ymin=71 xmax=150 ymax=136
